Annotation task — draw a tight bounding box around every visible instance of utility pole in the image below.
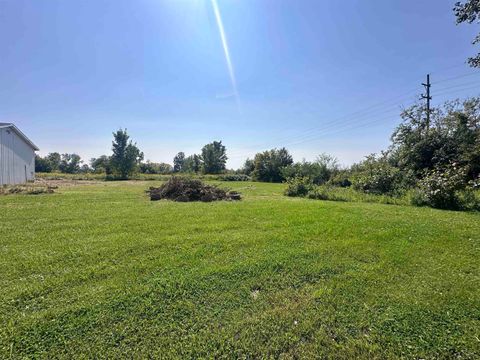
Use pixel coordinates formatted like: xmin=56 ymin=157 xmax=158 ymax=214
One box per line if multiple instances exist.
xmin=421 ymin=74 xmax=432 ymax=130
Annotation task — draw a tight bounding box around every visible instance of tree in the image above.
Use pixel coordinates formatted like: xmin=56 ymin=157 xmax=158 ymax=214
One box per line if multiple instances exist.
xmin=454 ymin=0 xmax=480 ymax=67
xmin=173 ymin=152 xmax=185 ymax=172
xmin=242 ymin=158 xmax=255 ymax=176
xmin=391 ymin=98 xmax=480 ymax=181
xmin=193 ymin=154 xmax=202 ymax=173
xmin=158 ymin=163 xmax=173 ymax=174
xmin=90 ymin=155 xmax=111 ymax=174
xmin=139 ymin=161 xmax=173 ymax=174
xmin=252 ymin=148 xmax=293 ymax=182
xmin=350 ymin=154 xmax=403 ymax=195
xmin=139 ymin=161 xmax=155 ymax=174
xmin=200 ymin=141 xmax=227 ymax=174
xmin=80 ymin=164 xmax=91 ymax=173
xmin=46 ymin=152 xmax=61 ymax=171
xmin=59 ymin=153 xmax=82 ymax=174
xmin=35 ymin=155 xmax=52 ymax=173
xmin=183 ymin=154 xmax=202 ymax=173
xmin=110 ymin=129 xmax=144 ymax=179
xmin=282 ymin=153 xmax=339 ymax=185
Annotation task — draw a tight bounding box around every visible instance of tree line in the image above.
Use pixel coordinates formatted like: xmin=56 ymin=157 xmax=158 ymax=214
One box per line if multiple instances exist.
xmin=35 ymin=130 xmax=229 ymax=178
xmin=35 ymin=96 xmax=480 ymax=209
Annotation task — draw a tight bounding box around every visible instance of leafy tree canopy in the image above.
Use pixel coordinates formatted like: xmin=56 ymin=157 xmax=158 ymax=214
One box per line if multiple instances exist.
xmin=391 ymin=98 xmax=480 ymax=180
xmin=183 ymin=154 xmax=202 ymax=173
xmin=200 ymin=141 xmax=227 ymax=174
xmin=139 ymin=161 xmax=172 ymax=174
xmin=252 ymin=148 xmax=293 ymax=182
xmin=282 ymin=153 xmax=339 ymax=185
xmin=59 ymin=153 xmax=82 ymax=174
xmin=90 ymin=155 xmax=111 ymax=174
xmin=173 ymin=152 xmax=186 ymax=173
xmin=110 ymin=129 xmax=144 ymax=179
xmin=454 ymin=0 xmax=480 ymax=67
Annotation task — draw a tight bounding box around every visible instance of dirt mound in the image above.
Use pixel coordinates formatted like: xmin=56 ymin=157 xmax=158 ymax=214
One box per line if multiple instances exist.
xmin=148 ymin=177 xmax=241 ymax=202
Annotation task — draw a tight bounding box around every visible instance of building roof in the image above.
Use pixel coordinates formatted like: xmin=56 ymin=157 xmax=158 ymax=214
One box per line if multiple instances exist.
xmin=0 ymin=123 xmax=39 ymax=151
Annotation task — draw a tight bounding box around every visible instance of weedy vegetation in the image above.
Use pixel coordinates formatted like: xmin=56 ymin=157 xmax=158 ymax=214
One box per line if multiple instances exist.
xmin=0 ymin=184 xmax=56 ymax=196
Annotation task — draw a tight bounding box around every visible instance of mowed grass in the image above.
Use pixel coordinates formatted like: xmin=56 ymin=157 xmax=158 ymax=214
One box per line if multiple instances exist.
xmin=1 ymin=181 xmax=479 ymax=359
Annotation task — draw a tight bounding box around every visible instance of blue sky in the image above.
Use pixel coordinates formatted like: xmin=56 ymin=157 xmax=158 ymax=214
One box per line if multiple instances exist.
xmin=1 ymin=0 xmax=479 ymax=168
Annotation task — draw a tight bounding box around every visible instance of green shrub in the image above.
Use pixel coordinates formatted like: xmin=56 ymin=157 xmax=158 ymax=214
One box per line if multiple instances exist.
xmin=285 ymin=181 xmax=411 ymax=206
xmin=282 ymin=154 xmax=339 ymax=185
xmin=307 ymin=186 xmax=347 ymax=202
xmin=351 ymin=155 xmax=403 ymax=195
xmin=308 ymin=185 xmax=411 ymax=205
xmin=284 ymin=177 xmax=313 ymax=197
xmin=457 ymin=189 xmax=480 ymax=211
xmin=328 ymin=171 xmax=352 ymax=187
xmin=411 ymin=163 xmax=468 ymax=210
xmin=252 ymin=148 xmax=293 ymax=183
xmin=218 ymin=174 xmax=251 ymax=181
xmin=469 ymin=175 xmax=480 ymax=190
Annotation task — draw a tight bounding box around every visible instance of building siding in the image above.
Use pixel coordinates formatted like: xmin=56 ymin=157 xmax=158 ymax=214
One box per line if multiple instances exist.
xmin=0 ymin=127 xmax=36 ymax=185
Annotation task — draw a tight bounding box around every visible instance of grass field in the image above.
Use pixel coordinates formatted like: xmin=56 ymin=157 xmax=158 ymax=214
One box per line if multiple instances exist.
xmin=1 ymin=181 xmax=479 ymax=358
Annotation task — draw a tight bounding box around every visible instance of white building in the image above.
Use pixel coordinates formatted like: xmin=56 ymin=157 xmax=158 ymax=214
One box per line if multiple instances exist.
xmin=0 ymin=123 xmax=39 ymax=185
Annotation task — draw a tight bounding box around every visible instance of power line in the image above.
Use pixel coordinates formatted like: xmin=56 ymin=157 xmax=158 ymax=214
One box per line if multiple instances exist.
xmin=429 ymin=62 xmax=469 ymax=76
xmin=229 ymin=69 xmax=480 ymax=160
xmin=287 ymin=78 xmax=479 ymax=147
xmin=228 ymin=89 xmax=420 ymax=157
xmin=230 ymin=70 xmax=479 ymax=157
xmin=434 ymin=83 xmax=480 ymax=97
xmin=284 ymin=77 xmax=480 ymax=148
xmin=435 ymin=79 xmax=480 ymax=92
xmin=229 ymin=105 xmax=410 ymax=158
xmin=433 ymin=71 xmax=480 ymax=85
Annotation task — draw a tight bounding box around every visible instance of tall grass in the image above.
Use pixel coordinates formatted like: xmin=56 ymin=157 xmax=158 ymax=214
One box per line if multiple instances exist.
xmin=306 ymin=185 xmax=411 ymax=205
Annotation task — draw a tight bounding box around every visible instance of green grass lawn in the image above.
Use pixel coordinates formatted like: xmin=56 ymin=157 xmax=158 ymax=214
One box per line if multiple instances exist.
xmin=1 ymin=181 xmax=479 ymax=358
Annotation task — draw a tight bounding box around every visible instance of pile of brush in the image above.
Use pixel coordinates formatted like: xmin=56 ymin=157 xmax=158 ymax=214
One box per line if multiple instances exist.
xmin=148 ymin=177 xmax=241 ymax=202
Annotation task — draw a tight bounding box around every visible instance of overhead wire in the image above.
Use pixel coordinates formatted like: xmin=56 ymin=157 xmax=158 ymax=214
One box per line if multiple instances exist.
xmin=228 ymin=67 xmax=480 ymax=160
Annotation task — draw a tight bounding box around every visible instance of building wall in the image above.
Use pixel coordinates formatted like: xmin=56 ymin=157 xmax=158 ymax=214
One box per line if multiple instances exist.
xmin=0 ymin=127 xmax=36 ymax=185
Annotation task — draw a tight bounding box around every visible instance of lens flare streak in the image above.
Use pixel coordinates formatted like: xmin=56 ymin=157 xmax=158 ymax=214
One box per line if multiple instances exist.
xmin=211 ymin=0 xmax=240 ymax=112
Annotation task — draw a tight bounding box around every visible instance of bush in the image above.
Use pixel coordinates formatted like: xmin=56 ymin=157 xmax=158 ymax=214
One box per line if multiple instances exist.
xmin=351 ymin=155 xmax=403 ymax=195
xmin=308 ymin=186 xmax=412 ymax=205
xmin=469 ymin=175 xmax=480 ymax=190
xmin=328 ymin=171 xmax=352 ymax=188
xmin=147 ymin=177 xmax=241 ymax=202
xmin=252 ymin=148 xmax=293 ymax=183
xmin=306 ymin=186 xmax=348 ymax=202
xmin=105 ymin=174 xmax=125 ymax=181
xmin=411 ymin=163 xmax=468 ymax=210
xmin=284 ymin=177 xmax=313 ymax=197
xmin=457 ymin=189 xmax=480 ymax=211
xmin=285 ymin=180 xmax=411 ymax=206
xmin=218 ymin=174 xmax=251 ymax=181
xmin=139 ymin=161 xmax=172 ymax=174
xmin=282 ymin=154 xmax=339 ymax=185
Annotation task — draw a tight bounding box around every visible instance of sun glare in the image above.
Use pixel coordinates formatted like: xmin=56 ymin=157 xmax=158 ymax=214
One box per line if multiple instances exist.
xmin=211 ymin=0 xmax=241 ymax=113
